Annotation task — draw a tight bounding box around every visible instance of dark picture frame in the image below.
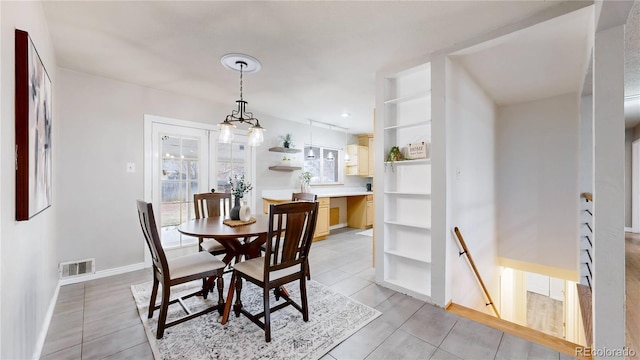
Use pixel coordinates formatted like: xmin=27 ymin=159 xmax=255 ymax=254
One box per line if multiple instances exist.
xmin=15 ymin=29 xmax=52 ymax=221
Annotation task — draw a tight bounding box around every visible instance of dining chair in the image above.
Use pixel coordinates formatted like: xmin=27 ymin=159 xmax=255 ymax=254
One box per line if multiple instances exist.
xmin=291 ymin=192 xmax=317 ymax=202
xmin=136 ymin=200 xmax=226 ymax=339
xmin=194 ymin=192 xmax=232 ymax=257
xmin=227 ymin=201 xmax=319 ymax=342
xmin=261 ymin=192 xmax=318 ymax=278
xmin=292 ymin=192 xmax=317 ymax=279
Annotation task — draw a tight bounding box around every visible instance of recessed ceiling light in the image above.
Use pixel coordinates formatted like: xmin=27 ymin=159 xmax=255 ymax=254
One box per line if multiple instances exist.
xmin=341 ymin=112 xmax=351 ymax=118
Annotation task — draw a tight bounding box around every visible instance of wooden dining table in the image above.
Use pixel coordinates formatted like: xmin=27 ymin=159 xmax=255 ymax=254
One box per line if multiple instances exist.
xmin=177 ymin=214 xmax=270 ymax=324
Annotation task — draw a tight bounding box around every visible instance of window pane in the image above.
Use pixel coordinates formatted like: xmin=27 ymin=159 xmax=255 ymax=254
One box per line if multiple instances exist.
xmin=162 ymin=136 xmax=181 ymax=158
xmin=182 ymin=138 xmax=198 ymax=160
xmin=162 ymin=159 xmax=180 ymax=180
xmin=233 ymin=144 xmax=246 ymax=160
xmin=304 ymin=146 xmax=321 ymax=184
xmin=217 ymin=162 xmax=232 ymax=193
xmin=161 ymin=227 xmax=180 ymax=248
xmin=160 ymin=203 xmax=180 ymax=227
xmin=161 ymin=181 xmax=180 ymax=202
xmin=322 ymin=149 xmax=338 ymax=183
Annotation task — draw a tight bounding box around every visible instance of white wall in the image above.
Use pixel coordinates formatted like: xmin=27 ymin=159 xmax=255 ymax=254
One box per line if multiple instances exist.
xmin=56 ymin=69 xmax=223 ymax=271
xmin=579 ymin=94 xmax=593 ymax=195
xmin=1 ymin=2 xmax=59 ymax=358
xmin=497 ymin=93 xmax=579 ymax=276
xmin=445 ymin=58 xmax=499 ymax=313
xmin=592 ymin=21 xmax=626 ymax=354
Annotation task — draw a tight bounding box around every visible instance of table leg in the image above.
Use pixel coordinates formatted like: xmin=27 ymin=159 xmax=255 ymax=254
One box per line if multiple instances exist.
xmin=221 ymin=273 xmax=236 ymax=325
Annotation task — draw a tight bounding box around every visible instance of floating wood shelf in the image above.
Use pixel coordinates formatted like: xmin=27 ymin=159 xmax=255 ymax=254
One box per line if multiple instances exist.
xmin=268 ymin=147 xmax=301 ymax=153
xmin=268 ymin=166 xmax=302 ymax=171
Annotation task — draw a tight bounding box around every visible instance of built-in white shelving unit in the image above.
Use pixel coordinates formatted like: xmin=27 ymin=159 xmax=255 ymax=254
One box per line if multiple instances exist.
xmin=378 ymin=63 xmax=432 ymax=300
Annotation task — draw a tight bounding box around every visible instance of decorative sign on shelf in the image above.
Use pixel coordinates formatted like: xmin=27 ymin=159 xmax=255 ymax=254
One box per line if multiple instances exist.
xmin=405 ymin=141 xmax=430 ymax=160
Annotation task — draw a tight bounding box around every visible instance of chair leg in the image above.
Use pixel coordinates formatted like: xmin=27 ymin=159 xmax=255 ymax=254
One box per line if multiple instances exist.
xmin=201 ymin=277 xmax=209 ymax=300
xmin=264 ymin=286 xmax=271 ymax=342
xmin=148 ymin=277 xmax=159 ymax=319
xmin=234 ymin=277 xmax=243 ymax=317
xmin=300 ymin=276 xmax=309 ymax=322
xmin=156 ymin=286 xmax=171 ymax=339
xmin=305 ymin=261 xmax=311 ymax=280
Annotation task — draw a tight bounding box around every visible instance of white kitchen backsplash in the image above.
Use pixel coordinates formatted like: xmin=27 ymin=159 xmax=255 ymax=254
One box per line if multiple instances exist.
xmin=262 ymin=186 xmax=370 ymax=200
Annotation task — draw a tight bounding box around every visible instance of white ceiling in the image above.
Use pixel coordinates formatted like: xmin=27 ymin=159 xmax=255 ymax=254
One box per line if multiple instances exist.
xmin=40 ymin=1 xmax=638 ymax=133
xmin=451 ymin=6 xmax=593 ymax=106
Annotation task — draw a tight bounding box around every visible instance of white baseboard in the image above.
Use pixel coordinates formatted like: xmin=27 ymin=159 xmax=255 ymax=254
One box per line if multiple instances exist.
xmin=59 ymin=262 xmax=146 ymax=286
xmin=625 ymin=226 xmax=639 ymax=233
xmin=33 ymin=281 xmax=61 ymax=360
xmin=329 ymin=223 xmax=348 ymax=231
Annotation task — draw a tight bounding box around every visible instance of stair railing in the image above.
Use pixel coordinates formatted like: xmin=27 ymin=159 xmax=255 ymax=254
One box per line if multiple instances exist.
xmin=453 ymin=227 xmax=501 ymax=319
xmin=580 ymin=192 xmax=593 ymax=289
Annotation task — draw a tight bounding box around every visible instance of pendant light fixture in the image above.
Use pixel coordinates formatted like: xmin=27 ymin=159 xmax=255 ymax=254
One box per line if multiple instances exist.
xmin=326 ymin=151 xmax=335 ymax=161
xmin=307 ymin=120 xmax=315 ymax=159
xmin=218 ymin=54 xmax=265 ymax=147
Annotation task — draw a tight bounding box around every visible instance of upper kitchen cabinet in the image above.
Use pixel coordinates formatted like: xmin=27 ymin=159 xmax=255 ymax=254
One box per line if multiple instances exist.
xmin=345 ymin=134 xmax=374 ymax=178
xmin=345 ymin=144 xmax=368 ymax=176
xmin=359 ymin=134 xmax=374 ymax=177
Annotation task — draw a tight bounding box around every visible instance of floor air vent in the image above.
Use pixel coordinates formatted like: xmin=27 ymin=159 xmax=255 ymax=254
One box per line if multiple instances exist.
xmin=59 ymin=258 xmax=95 ymax=278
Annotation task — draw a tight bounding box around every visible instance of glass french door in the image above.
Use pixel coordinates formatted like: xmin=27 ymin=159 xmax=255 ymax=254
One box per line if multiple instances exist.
xmin=151 ymin=123 xmax=209 ymax=250
xmin=144 ymin=115 xmax=255 ymax=264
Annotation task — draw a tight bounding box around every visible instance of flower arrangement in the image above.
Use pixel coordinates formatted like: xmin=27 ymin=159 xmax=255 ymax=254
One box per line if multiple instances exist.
xmin=228 ymin=174 xmax=253 ymax=198
xmin=300 ymin=171 xmax=312 ymax=185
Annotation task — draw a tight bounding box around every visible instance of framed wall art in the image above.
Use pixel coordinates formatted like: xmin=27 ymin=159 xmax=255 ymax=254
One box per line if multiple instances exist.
xmin=15 ymin=29 xmax=52 ymax=221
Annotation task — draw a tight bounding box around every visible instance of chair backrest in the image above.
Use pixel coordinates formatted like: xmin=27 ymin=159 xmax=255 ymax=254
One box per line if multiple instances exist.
xmin=136 ymin=200 xmax=169 ymax=279
xmin=291 ymin=192 xmax=317 ymax=202
xmin=194 ymin=192 xmax=232 ymax=219
xmin=264 ymin=201 xmax=319 ymax=280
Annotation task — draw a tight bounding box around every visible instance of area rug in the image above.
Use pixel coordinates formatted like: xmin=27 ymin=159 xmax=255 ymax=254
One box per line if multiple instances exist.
xmin=131 ymin=278 xmax=381 ymax=360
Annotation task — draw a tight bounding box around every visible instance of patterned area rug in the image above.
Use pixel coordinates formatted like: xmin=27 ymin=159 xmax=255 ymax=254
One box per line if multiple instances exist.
xmin=131 ymin=278 xmax=381 ymax=360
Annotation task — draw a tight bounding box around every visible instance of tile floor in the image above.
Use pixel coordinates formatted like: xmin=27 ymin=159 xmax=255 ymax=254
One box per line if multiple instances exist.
xmin=42 ymin=228 xmax=575 ymax=359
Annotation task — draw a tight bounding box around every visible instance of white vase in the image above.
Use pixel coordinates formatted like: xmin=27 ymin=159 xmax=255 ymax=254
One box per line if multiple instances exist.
xmin=301 ymin=182 xmax=310 ymax=193
xmin=239 ymin=200 xmax=251 ymax=222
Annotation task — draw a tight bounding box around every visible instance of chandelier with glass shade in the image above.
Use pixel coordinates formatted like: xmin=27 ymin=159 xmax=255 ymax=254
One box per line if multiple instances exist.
xmin=218 ymin=54 xmax=265 ymax=147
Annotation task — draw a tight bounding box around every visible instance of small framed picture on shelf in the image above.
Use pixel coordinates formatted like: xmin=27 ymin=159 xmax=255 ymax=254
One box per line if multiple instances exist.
xmin=405 ymin=141 xmax=430 ymax=160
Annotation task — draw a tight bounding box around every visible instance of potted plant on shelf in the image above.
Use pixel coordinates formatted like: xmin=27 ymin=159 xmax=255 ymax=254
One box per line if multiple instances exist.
xmin=385 ymin=146 xmax=405 ymax=172
xmin=228 ymin=174 xmax=253 ymax=220
xmin=279 ymin=134 xmax=293 ymax=148
xmin=300 ymin=171 xmax=312 ymax=193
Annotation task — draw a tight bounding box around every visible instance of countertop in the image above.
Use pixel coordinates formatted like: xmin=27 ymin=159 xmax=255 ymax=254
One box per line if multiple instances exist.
xmin=262 ymin=188 xmax=372 ymax=201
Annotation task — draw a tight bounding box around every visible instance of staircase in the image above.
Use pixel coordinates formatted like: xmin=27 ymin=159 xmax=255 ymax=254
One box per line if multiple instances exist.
xmin=446 ymin=303 xmax=591 ymax=359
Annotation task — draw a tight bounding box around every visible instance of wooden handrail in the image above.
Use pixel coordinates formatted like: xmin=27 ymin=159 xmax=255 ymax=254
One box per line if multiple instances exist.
xmin=581 ymin=192 xmax=593 ymax=202
xmin=453 ymin=227 xmax=500 ymax=319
